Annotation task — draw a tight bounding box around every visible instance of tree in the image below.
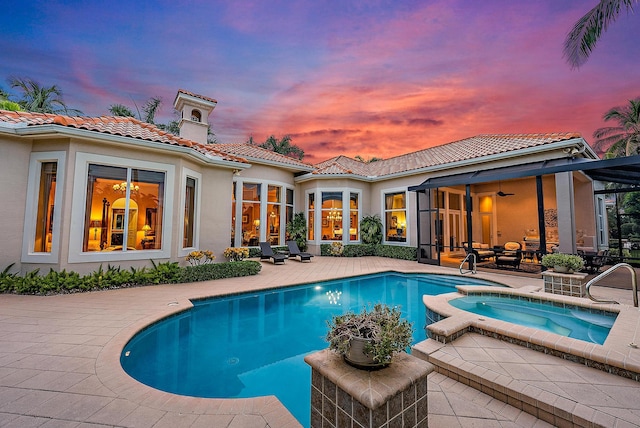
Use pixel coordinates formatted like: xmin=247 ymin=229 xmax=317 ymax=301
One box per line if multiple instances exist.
xmin=108 ymin=103 xmax=136 ymax=117
xmin=251 ymin=135 xmax=305 ymax=160
xmin=592 ymin=97 xmax=640 ymax=158
xmin=563 ymin=0 xmax=638 ymax=69
xmin=285 ymin=212 xmax=308 ymax=251
xmin=0 ymin=87 xmax=21 ymax=111
xmin=354 ymin=155 xmax=383 ymax=163
xmin=9 ymin=77 xmax=82 ymax=115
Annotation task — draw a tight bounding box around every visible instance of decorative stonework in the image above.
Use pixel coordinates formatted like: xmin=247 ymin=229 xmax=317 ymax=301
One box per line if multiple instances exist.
xmin=305 ymin=349 xmax=434 ymax=428
xmin=542 ymin=271 xmax=588 ymax=297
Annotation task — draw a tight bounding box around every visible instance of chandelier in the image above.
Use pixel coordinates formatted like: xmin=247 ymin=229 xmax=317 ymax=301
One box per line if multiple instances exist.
xmin=327 ymin=209 xmax=342 ymax=221
xmin=113 ymin=182 xmax=139 ymax=193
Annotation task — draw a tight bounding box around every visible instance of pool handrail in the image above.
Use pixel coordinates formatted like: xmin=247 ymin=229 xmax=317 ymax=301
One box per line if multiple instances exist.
xmin=585 ymin=263 xmax=638 ymax=307
xmin=460 ymin=252 xmax=477 ymax=275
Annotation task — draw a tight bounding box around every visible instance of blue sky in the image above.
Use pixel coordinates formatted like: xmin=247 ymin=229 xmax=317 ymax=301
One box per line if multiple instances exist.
xmin=1 ymin=0 xmax=638 ymax=162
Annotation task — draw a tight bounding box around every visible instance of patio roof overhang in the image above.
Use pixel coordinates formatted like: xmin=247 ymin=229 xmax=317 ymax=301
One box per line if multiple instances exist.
xmin=408 ymin=154 xmax=640 ymax=191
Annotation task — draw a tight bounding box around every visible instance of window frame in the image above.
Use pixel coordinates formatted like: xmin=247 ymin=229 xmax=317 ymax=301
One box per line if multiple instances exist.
xmin=307 ymin=187 xmax=362 ymax=244
xmin=178 ymin=168 xmax=202 ymax=256
xmin=68 ymin=153 xmax=174 ymax=263
xmin=381 ymin=188 xmax=410 ymax=246
xmin=231 ymin=177 xmax=294 ymax=247
xmin=21 ymin=151 xmax=67 ymax=263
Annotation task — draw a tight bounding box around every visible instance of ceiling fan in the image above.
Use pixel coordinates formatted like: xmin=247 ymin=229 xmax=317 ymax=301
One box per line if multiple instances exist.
xmin=497 ymin=181 xmax=514 ymax=197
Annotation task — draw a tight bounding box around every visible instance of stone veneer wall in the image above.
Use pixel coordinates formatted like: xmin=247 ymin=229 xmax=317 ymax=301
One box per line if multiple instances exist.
xmin=305 ymin=349 xmax=434 ymax=428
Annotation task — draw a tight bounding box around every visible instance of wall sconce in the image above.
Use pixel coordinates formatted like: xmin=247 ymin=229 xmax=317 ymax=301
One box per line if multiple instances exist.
xmin=90 ymin=220 xmax=102 ymax=240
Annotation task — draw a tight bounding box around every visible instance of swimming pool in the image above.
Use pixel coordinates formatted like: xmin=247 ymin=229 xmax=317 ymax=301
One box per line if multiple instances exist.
xmin=120 ymin=272 xmax=498 ymax=426
xmin=448 ymin=294 xmax=617 ymax=344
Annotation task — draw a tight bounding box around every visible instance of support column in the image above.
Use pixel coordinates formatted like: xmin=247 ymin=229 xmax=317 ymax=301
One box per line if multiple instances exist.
xmin=555 ymin=172 xmax=576 ymax=254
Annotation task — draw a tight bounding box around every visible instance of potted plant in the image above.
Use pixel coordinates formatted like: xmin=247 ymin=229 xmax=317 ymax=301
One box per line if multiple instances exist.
xmin=224 ymin=247 xmax=249 ymax=261
xmin=325 ymin=303 xmax=413 ymax=369
xmin=540 ymin=253 xmax=584 ymax=273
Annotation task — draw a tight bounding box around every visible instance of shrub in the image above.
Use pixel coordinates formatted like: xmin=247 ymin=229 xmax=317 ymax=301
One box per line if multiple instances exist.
xmin=0 ymin=259 xmax=260 ymax=295
xmin=179 ymin=260 xmax=261 ymax=283
xmin=540 ymin=253 xmax=584 ymax=271
xmin=185 ymin=250 xmax=215 ymax=265
xmin=329 ymin=242 xmax=344 ymax=256
xmin=224 ymin=247 xmax=249 ymax=261
xmin=323 ymin=244 xmax=417 ymax=261
xmin=360 ymin=215 xmax=383 ymax=245
xmin=286 ymin=212 xmax=308 ymax=251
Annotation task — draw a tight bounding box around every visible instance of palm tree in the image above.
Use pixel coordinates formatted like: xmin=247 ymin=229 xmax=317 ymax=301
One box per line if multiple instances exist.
xmin=9 ymin=77 xmax=82 ymax=115
xmin=142 ymin=97 xmax=162 ymax=124
xmin=108 ymin=103 xmax=136 ymax=117
xmin=592 ymin=97 xmax=640 ymax=158
xmin=564 ymin=0 xmax=637 ymax=69
xmin=255 ymin=135 xmax=305 ymax=160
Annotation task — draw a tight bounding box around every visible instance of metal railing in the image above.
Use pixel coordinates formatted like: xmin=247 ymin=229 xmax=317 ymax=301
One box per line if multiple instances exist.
xmin=459 ymin=252 xmax=477 ymax=275
xmin=585 ymin=263 xmax=638 ymax=307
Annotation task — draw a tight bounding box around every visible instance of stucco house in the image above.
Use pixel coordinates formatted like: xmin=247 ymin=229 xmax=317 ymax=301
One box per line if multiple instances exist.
xmin=1 ymin=89 xmax=620 ymax=275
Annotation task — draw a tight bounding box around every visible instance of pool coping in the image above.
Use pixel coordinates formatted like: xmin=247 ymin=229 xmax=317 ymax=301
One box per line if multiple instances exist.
xmin=422 ymin=285 xmax=640 ymax=381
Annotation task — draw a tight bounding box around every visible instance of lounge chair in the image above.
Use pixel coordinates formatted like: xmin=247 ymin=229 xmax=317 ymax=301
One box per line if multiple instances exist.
xmin=286 ymin=240 xmax=313 ymax=262
xmin=259 ymin=242 xmax=286 ymax=265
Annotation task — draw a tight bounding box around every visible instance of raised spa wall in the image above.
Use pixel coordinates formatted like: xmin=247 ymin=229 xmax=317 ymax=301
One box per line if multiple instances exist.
xmin=421 ymin=285 xmax=640 ymax=382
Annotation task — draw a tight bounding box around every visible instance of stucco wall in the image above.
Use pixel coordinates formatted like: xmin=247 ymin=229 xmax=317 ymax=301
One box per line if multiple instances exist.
xmin=0 ymin=135 xmax=32 ymax=272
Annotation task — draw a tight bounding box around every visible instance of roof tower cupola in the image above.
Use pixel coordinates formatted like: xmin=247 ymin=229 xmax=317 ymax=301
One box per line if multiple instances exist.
xmin=173 ymin=89 xmax=217 ymax=144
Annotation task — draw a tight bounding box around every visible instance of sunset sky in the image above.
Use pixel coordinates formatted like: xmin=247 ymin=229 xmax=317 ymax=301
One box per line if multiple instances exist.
xmin=1 ymin=0 xmax=638 ymax=162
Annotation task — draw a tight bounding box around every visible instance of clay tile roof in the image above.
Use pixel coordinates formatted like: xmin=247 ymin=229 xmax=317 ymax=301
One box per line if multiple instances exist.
xmin=176 ymin=89 xmax=218 ymax=104
xmin=0 ymin=109 xmax=246 ymax=164
xmin=313 ymin=155 xmax=371 ymax=176
xmin=312 ymin=133 xmax=583 ymax=178
xmin=215 ymin=143 xmax=314 ymax=169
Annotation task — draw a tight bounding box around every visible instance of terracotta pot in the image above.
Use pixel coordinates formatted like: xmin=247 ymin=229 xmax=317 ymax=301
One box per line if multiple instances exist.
xmin=553 ymin=265 xmax=573 ymax=274
xmin=344 ymin=337 xmax=388 ymax=370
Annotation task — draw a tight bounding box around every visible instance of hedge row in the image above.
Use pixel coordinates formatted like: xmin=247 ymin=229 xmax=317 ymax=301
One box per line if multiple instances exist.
xmin=0 ymin=260 xmax=262 ymax=295
xmin=320 ymin=244 xmax=417 ymax=261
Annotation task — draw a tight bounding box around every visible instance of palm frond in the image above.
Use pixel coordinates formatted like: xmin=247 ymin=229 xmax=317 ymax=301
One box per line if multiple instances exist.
xmin=563 ymin=0 xmax=637 ymax=69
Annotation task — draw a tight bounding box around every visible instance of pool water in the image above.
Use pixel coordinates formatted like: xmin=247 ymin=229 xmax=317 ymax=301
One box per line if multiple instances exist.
xmin=120 ymin=272 xmax=496 ymax=426
xmin=449 ymin=295 xmax=617 ymax=344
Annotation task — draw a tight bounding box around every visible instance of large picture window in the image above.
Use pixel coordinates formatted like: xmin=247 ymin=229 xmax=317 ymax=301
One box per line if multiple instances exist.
xmin=385 ymin=192 xmax=406 ymax=243
xmin=82 ymin=164 xmax=165 ymax=252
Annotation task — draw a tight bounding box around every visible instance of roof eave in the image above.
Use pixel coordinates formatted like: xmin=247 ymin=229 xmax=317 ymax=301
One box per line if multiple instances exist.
xmin=9 ymin=124 xmax=251 ymax=170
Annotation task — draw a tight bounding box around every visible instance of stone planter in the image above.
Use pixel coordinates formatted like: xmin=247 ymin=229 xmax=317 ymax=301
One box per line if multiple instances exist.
xmin=542 ymin=271 xmax=588 ymax=297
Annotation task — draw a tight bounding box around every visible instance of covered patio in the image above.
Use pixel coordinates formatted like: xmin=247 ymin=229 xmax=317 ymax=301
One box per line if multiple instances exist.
xmin=409 ymin=154 xmax=640 ymax=272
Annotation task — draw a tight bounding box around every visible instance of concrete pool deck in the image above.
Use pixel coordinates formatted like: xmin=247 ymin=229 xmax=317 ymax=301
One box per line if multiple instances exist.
xmin=0 ymin=256 xmax=638 ymax=427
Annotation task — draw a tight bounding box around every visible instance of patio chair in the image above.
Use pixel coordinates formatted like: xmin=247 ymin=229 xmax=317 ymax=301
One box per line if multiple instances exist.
xmin=286 ymin=240 xmax=313 ymax=262
xmin=259 ymin=242 xmax=286 ymax=265
xmin=495 ymin=241 xmax=522 ymax=269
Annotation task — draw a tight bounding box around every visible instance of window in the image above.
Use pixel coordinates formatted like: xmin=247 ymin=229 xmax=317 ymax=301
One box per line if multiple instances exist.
xmin=268 ymin=185 xmax=281 ymax=245
xmin=349 ymin=192 xmax=359 ymax=241
xmin=231 ymin=182 xmax=236 ymax=247
xmin=241 ymin=183 xmax=261 ymax=247
xmin=308 ymin=193 xmax=315 ymax=240
xmin=191 ymin=109 xmax=201 ymax=122
xmin=384 ymin=192 xmax=406 ymax=243
xmin=321 ymin=191 xmax=343 ymax=241
xmin=34 ymin=162 xmax=57 ymax=253
xmin=82 ymin=165 xmax=165 ymax=252
xmin=22 ymin=152 xmax=66 ymax=263
xmin=183 ymin=177 xmax=197 ymax=248
xmin=286 ymin=188 xmax=294 ymax=232
xmin=68 ymin=153 xmax=174 ymax=262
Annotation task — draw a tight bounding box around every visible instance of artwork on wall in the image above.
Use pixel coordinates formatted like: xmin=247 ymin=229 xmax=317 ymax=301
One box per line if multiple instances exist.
xmin=544 ymin=209 xmax=558 ymax=228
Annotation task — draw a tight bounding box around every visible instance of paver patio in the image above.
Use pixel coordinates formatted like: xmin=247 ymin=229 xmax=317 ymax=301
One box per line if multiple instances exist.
xmin=0 ymin=257 xmax=638 ymax=427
